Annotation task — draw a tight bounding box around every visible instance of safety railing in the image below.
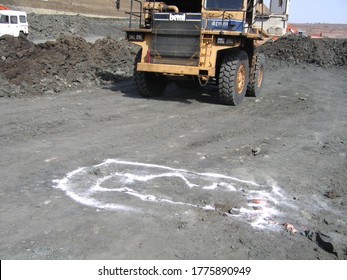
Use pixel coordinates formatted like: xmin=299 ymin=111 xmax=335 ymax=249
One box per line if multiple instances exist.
xmin=128 ymin=0 xmax=143 ymax=28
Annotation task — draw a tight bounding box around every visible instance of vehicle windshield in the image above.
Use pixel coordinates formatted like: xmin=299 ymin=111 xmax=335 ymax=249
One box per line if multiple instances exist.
xmin=205 ymin=0 xmax=244 ymax=10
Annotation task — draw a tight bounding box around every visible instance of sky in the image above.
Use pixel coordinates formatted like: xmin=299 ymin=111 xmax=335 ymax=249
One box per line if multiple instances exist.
xmin=264 ymin=0 xmax=347 ymax=24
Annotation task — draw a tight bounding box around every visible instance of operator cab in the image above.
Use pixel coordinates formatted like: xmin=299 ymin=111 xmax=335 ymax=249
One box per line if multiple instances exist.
xmin=205 ymin=0 xmax=244 ymax=10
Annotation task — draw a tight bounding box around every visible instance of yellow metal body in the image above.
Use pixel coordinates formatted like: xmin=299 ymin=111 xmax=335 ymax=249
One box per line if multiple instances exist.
xmin=132 ymin=32 xmax=241 ymax=77
xmin=126 ymin=0 xmax=268 ymax=79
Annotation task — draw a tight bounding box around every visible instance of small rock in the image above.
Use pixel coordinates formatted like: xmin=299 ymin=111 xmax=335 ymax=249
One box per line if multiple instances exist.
xmin=316 ymin=232 xmax=337 ymax=257
xmin=299 ymin=97 xmax=307 ymax=101
xmin=340 ymin=198 xmax=347 ymax=207
xmin=228 ymin=208 xmax=240 ymax=215
xmin=16 ymin=52 xmax=24 ymax=58
xmin=305 ymin=229 xmax=338 ymax=257
xmin=251 ymin=147 xmax=261 ymax=156
xmin=214 ymin=203 xmax=233 ymax=213
xmin=324 ymin=190 xmax=340 ymax=199
xmin=323 ymin=218 xmax=332 ymax=225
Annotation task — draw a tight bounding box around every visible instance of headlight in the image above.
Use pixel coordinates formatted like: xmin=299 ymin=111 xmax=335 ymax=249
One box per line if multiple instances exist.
xmin=136 ymin=34 xmax=144 ymax=41
xmin=217 ymin=37 xmax=225 ymax=44
xmin=225 ymin=38 xmax=234 ymax=45
xmin=216 ymin=37 xmax=235 ymax=46
xmin=128 ymin=33 xmax=144 ymax=41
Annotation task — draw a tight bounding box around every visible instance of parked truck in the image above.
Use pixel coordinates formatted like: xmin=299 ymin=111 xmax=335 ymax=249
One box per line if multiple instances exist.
xmin=120 ymin=0 xmax=290 ymax=105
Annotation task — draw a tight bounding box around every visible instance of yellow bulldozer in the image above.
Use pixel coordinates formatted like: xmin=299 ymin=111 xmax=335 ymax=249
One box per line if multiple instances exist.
xmin=120 ymin=0 xmax=290 ymax=105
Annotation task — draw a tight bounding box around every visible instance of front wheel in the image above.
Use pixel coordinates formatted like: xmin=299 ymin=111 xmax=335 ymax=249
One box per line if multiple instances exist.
xmin=218 ymin=51 xmax=249 ymax=106
xmin=134 ymin=50 xmax=168 ymax=98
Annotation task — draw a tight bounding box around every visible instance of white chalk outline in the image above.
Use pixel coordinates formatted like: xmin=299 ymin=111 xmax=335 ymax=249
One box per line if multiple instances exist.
xmin=53 ymin=159 xmax=293 ymax=229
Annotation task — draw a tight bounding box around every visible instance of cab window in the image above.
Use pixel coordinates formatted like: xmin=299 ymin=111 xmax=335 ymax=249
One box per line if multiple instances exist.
xmin=205 ymin=0 xmax=244 ymax=10
xmin=10 ymin=15 xmax=18 ymax=24
xmin=19 ymin=15 xmax=27 ymax=23
xmin=0 ymin=15 xmax=9 ymax=24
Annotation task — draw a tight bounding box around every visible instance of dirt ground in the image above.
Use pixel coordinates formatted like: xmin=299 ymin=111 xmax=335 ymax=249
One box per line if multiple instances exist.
xmin=1 ymin=63 xmax=346 ymax=260
xmin=0 ymin=7 xmax=347 ymax=260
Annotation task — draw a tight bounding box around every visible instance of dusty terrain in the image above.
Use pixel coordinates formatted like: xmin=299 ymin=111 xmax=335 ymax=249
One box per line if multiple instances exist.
xmin=295 ymin=24 xmax=347 ymax=39
xmin=1 ymin=0 xmax=129 ymax=17
xmin=0 ymin=3 xmax=347 ymax=260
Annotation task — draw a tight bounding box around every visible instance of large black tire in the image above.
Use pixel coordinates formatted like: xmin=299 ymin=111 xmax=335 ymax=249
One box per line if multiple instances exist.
xmin=218 ymin=50 xmax=249 ymax=106
xmin=134 ymin=50 xmax=168 ymax=97
xmin=246 ymin=53 xmax=265 ymax=97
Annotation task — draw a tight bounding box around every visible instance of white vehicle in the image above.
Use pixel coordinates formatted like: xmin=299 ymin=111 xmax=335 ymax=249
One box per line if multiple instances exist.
xmin=0 ymin=10 xmax=28 ymax=37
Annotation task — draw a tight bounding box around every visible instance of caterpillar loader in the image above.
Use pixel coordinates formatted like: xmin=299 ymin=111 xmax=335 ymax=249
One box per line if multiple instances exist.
xmin=119 ymin=0 xmax=290 ymax=105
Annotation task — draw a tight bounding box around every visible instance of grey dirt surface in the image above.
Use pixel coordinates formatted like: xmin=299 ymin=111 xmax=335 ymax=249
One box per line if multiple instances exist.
xmin=0 ymin=10 xmax=347 ymax=260
xmin=0 ymin=63 xmax=347 ymax=260
xmin=26 ymin=13 xmax=128 ymax=41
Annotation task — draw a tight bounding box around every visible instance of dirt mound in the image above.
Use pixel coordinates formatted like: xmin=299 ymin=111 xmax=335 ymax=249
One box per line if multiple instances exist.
xmin=260 ymin=35 xmax=347 ymax=68
xmin=0 ymin=34 xmax=135 ymax=97
xmin=2 ymin=0 xmax=128 ymax=17
xmin=27 ymin=14 xmax=128 ymax=41
xmin=1 ymin=24 xmax=346 ymax=97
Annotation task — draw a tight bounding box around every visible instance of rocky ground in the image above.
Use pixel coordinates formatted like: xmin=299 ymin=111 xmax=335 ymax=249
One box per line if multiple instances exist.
xmin=27 ymin=13 xmax=129 ymax=41
xmin=1 ymin=0 xmax=128 ymax=17
xmin=259 ymin=35 xmax=347 ymax=68
xmin=0 ymin=13 xmax=346 ymax=97
xmin=0 ymin=12 xmax=346 ymax=260
xmin=0 ymin=33 xmax=134 ymax=97
xmin=0 ymin=13 xmax=133 ymax=97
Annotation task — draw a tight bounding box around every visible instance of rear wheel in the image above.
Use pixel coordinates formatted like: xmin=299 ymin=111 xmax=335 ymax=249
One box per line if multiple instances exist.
xmin=246 ymin=53 xmax=265 ymax=97
xmin=134 ymin=50 xmax=167 ymax=97
xmin=218 ymin=51 xmax=249 ymax=106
